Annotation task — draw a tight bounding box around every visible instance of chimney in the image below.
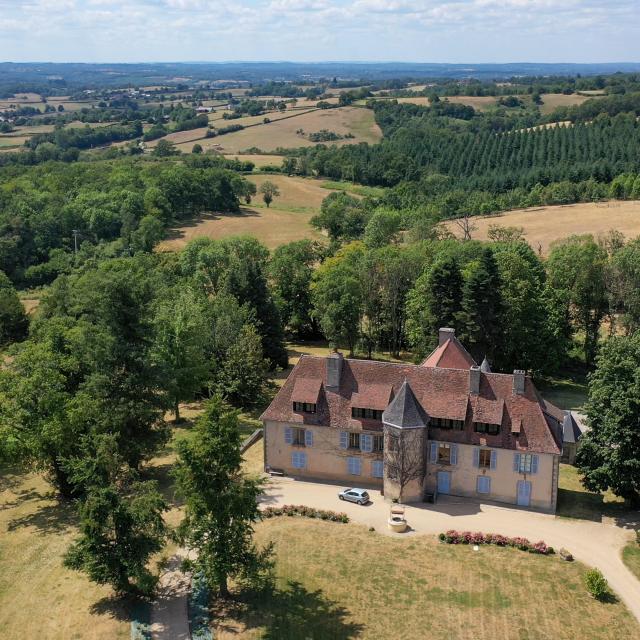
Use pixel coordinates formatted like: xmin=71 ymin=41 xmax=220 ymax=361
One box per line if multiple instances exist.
xmin=439 ymin=327 xmax=455 ymax=346
xmin=326 ymin=349 xmax=344 ymax=390
xmin=513 ymin=370 xmax=526 ymax=395
xmin=469 ymin=365 xmax=481 ymax=395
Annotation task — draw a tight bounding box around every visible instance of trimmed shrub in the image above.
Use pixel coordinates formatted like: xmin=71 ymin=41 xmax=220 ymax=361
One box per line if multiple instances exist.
xmin=584 ymin=568 xmax=610 ymax=601
xmin=440 ymin=530 xmax=553 ymax=555
xmin=261 ymin=505 xmax=349 ymax=523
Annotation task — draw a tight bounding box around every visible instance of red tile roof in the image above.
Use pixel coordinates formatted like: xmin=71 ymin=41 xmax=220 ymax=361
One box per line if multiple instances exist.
xmin=351 ymin=383 xmax=393 ymax=410
xmin=261 ymin=356 xmax=561 ymax=455
xmin=291 ymin=377 xmax=322 ymax=404
xmin=422 ymin=338 xmax=477 ymax=370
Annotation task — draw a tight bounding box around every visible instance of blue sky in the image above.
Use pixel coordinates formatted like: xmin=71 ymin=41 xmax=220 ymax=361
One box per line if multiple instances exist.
xmin=0 ymin=0 xmax=638 ymax=63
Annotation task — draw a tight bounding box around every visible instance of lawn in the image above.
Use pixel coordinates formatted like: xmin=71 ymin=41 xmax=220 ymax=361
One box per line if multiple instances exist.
xmin=445 ymin=200 xmax=640 ymax=255
xmin=622 ymin=542 xmax=640 ymax=581
xmin=557 ymin=464 xmax=626 ymax=521
xmin=213 ymin=517 xmax=639 ymax=640
xmin=538 ymin=375 xmax=588 ymax=411
xmin=0 ymin=466 xmax=129 ymax=640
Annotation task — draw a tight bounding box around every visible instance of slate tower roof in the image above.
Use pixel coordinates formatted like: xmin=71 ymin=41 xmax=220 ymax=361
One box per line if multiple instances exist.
xmin=382 ymin=379 xmax=430 ymax=429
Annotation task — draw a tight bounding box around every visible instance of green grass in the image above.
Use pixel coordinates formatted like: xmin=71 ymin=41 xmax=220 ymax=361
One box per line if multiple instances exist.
xmin=320 ymin=180 xmax=386 ymax=198
xmin=212 ymin=517 xmax=640 ymax=640
xmin=538 ymin=375 xmax=588 ymax=411
xmin=622 ymin=541 xmax=640 ymax=581
xmin=557 ymin=464 xmax=626 ymax=521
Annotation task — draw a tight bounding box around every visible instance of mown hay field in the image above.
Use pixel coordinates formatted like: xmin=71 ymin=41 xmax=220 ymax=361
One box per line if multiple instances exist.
xmin=539 ymin=93 xmax=601 ymax=115
xmin=446 ymin=200 xmax=640 ymax=254
xmin=213 ymin=516 xmax=639 ymax=640
xmin=223 ymin=153 xmax=285 ymax=168
xmin=194 ymin=106 xmax=381 ymax=154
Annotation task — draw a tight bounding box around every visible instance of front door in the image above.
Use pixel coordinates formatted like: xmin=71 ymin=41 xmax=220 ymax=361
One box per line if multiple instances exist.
xmin=517 ymin=480 xmax=531 ymax=507
xmin=437 ymin=471 xmax=451 ymax=495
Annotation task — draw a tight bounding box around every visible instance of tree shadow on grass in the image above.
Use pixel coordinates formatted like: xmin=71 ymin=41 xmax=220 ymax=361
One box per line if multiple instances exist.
xmin=556 ymin=488 xmax=629 ymax=523
xmin=7 ymin=497 xmax=76 ymax=534
xmin=213 ymin=580 xmax=364 ymax=640
xmin=89 ymin=595 xmax=137 ymax=623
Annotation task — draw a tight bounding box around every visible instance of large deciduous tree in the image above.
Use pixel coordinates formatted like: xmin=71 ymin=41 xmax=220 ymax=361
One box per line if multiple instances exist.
xmin=576 ymin=333 xmax=640 ymax=507
xmin=0 ymin=270 xmax=28 ymax=346
xmin=173 ymin=396 xmax=269 ymax=597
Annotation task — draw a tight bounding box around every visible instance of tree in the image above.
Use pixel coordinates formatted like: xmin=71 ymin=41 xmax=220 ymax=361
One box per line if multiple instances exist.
xmin=576 ymin=333 xmax=640 ymax=507
xmin=452 ymin=212 xmax=477 ymax=241
xmin=173 ymin=396 xmax=269 ymax=597
xmin=259 ymin=180 xmax=280 ymax=208
xmin=546 ymin=235 xmax=608 ymax=365
xmin=363 ymin=209 xmax=402 ymax=248
xmin=152 ymin=287 xmax=211 ymax=421
xmin=269 ymin=240 xmax=319 ymax=338
xmin=312 ymin=243 xmax=364 ymax=355
xmin=311 ymin=192 xmax=369 ymax=243
xmin=152 ymin=139 xmax=180 ymax=157
xmin=609 ymin=238 xmax=640 ymax=334
xmin=0 ymin=271 xmax=28 ymax=346
xmin=192 ymin=143 xmax=203 ymax=154
xmin=385 ymin=427 xmax=425 ymax=503
xmin=457 ymin=248 xmax=504 ymax=363
xmin=406 ymin=256 xmax=463 ymax=359
xmin=131 ymin=215 xmax=165 ymax=253
xmin=64 ymin=434 xmax=167 ymax=595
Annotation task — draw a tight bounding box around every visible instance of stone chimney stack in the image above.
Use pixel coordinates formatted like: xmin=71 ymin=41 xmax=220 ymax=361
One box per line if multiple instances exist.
xmin=469 ymin=365 xmax=481 ymax=395
xmin=513 ymin=370 xmax=526 ymax=395
xmin=439 ymin=327 xmax=455 ymax=346
xmin=326 ymin=349 xmax=344 ymax=390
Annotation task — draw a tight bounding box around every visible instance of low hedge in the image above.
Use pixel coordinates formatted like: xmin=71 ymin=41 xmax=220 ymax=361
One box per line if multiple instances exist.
xmin=439 ymin=530 xmax=553 ymax=555
xmin=261 ymin=504 xmax=349 ymax=523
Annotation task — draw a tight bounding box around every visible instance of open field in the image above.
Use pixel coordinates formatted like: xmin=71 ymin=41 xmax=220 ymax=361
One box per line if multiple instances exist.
xmin=214 ymin=516 xmax=639 ymax=640
xmin=158 ymin=175 xmax=331 ymax=251
xmin=539 ymin=93 xmax=599 ymax=115
xmin=446 ymin=200 xmax=640 ymax=254
xmin=445 ymin=96 xmax=499 ymax=111
xmin=224 ymin=153 xmax=285 ymax=168
xmin=199 ymin=106 xmax=381 ymax=154
xmin=0 ymin=466 xmax=129 ymax=640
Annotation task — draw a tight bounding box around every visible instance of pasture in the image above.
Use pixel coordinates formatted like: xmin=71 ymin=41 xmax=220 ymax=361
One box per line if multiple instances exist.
xmin=444 ymin=96 xmax=498 ymax=111
xmin=158 ymin=175 xmax=330 ymax=251
xmin=539 ymin=93 xmax=600 ymax=115
xmin=214 ymin=515 xmax=639 ymax=640
xmin=446 ymin=201 xmax=640 ymax=254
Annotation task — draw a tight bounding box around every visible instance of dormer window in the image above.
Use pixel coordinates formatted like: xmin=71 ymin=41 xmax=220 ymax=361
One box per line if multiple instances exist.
xmin=474 ymin=422 xmax=500 ymax=436
xmin=352 ymin=407 xmax=383 ymax=420
xmin=293 ymin=402 xmax=316 ymax=414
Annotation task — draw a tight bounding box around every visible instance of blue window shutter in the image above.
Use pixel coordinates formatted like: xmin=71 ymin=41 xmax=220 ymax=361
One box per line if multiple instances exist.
xmin=490 ymin=450 xmax=497 ymax=470
xmin=361 ymin=434 xmax=372 ymax=453
xmin=513 ymin=453 xmax=520 ymax=472
xmin=284 ymin=427 xmax=293 ymax=444
xmin=305 ymin=429 xmax=313 ymax=447
xmin=340 ymin=431 xmax=348 ymax=449
xmin=372 ymin=461 xmax=383 ymax=478
xmin=291 ymin=452 xmax=298 ymax=468
xmin=451 ymin=444 xmax=458 ymax=465
xmin=473 ymin=448 xmax=480 ymax=468
xmin=531 ymin=455 xmax=539 ymax=474
xmin=430 ymin=441 xmax=438 ymax=463
xmin=300 ymin=452 xmax=307 ymax=469
xmin=355 ymin=457 xmax=362 ymax=475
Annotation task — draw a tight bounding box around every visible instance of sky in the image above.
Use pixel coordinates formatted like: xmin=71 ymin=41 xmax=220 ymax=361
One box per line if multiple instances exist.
xmin=0 ymin=0 xmax=638 ymax=63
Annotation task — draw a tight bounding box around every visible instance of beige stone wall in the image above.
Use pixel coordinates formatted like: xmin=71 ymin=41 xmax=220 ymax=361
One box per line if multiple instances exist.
xmin=264 ymin=420 xmax=384 ymax=488
xmin=423 ymin=439 xmax=558 ymax=512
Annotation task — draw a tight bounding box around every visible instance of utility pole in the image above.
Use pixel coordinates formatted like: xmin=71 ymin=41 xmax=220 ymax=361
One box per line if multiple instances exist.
xmin=72 ymin=229 xmax=79 ymax=255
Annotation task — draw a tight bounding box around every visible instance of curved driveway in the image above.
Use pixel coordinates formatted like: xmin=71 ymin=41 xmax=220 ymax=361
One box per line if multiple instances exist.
xmin=261 ymin=476 xmax=640 ymax=623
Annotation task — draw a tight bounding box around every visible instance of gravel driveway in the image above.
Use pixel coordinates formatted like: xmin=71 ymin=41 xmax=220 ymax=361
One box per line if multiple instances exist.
xmin=261 ymin=475 xmax=640 ymax=622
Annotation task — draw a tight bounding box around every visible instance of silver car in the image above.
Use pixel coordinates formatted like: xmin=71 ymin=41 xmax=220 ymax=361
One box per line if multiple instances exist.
xmin=338 ymin=488 xmax=370 ymax=505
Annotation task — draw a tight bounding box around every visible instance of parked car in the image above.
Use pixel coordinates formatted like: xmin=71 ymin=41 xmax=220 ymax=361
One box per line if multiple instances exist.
xmin=338 ymin=488 xmax=370 ymax=505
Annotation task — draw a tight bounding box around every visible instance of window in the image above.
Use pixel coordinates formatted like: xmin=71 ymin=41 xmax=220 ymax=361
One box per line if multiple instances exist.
xmin=372 ymin=460 xmax=384 ymax=478
xmin=476 ymin=476 xmax=491 ymax=494
xmin=291 ymin=451 xmax=307 ymax=469
xmin=431 ymin=417 xmax=464 ymax=430
xmin=515 ymin=453 xmax=539 ymax=474
xmin=373 ymin=435 xmax=384 ymax=453
xmin=360 ymin=434 xmax=373 ymax=452
xmin=352 ymin=407 xmax=383 ymax=420
xmin=292 ymin=427 xmax=305 ymax=446
xmin=293 ymin=401 xmax=316 ymax=414
xmin=285 ymin=427 xmax=312 ymax=447
xmin=438 ymin=443 xmax=451 ymax=464
xmin=474 ymin=422 xmax=500 ymax=436
xmin=349 ymin=432 xmax=361 ymax=450
xmin=347 ymin=457 xmax=361 ymax=475
xmin=479 ymin=449 xmax=492 ymax=469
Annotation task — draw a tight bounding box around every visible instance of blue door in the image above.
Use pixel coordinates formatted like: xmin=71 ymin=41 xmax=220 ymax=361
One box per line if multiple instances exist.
xmin=517 ymin=480 xmax=531 ymax=507
xmin=437 ymin=471 xmax=451 ymax=494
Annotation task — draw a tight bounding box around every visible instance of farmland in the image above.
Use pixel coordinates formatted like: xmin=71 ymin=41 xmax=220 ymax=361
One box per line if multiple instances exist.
xmin=446 ymin=200 xmax=640 ymax=254
xmin=213 ymin=516 xmax=640 ymax=640
xmin=538 ymin=92 xmax=600 ymax=115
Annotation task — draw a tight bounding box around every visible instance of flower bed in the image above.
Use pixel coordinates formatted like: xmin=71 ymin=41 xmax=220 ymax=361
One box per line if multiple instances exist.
xmin=261 ymin=504 xmax=349 ymax=523
xmin=439 ymin=530 xmax=553 ymax=555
